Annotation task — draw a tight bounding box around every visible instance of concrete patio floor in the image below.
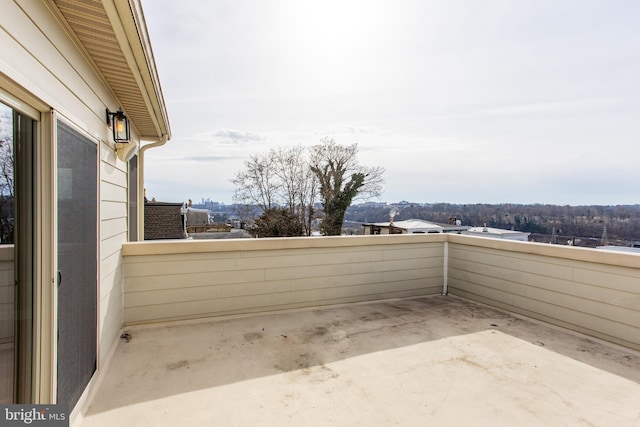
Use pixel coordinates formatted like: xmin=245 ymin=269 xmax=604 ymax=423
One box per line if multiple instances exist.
xmin=76 ymin=295 xmax=640 ymax=426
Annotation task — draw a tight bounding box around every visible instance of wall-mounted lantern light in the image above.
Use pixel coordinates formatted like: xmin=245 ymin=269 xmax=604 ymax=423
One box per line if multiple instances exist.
xmin=106 ymin=108 xmax=130 ymax=143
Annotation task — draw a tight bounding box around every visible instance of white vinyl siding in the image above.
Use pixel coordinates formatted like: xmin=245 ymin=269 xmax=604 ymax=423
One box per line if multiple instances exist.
xmin=446 ymin=234 xmax=640 ymax=351
xmin=122 ymin=234 xmax=640 ymax=352
xmin=2 ymin=0 xmax=137 ymax=366
xmin=122 ymin=235 xmax=446 ymax=324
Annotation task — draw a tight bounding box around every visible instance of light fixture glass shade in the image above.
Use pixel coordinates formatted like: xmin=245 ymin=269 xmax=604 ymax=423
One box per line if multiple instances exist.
xmin=113 ymin=113 xmax=129 ymax=142
xmin=106 ymin=108 xmax=131 ymax=143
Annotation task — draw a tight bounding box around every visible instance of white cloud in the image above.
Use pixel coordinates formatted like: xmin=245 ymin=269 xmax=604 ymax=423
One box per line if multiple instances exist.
xmin=192 ymin=128 xmax=266 ymax=145
xmin=141 ymin=0 xmax=640 ymax=205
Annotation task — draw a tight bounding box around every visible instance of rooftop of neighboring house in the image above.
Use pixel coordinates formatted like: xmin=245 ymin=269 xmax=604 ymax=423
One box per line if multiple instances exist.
xmin=596 ymin=245 xmax=640 ymax=254
xmin=363 ymin=219 xmax=470 ymax=233
xmin=466 ymin=225 xmax=531 ymax=236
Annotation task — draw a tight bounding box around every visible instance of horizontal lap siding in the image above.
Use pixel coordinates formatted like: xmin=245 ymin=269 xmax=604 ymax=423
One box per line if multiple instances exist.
xmin=123 ymin=241 xmax=444 ymax=324
xmin=447 ymin=241 xmax=640 ymax=351
xmin=2 ymin=1 xmax=113 ymax=130
xmin=99 ymin=148 xmax=128 ymax=362
xmin=122 ymin=235 xmax=640 ymax=351
xmin=4 ymin=1 xmax=134 ymax=366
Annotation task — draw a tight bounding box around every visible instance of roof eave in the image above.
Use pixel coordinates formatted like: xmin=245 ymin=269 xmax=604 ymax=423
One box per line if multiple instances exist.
xmin=50 ymin=0 xmax=170 ymax=141
xmin=112 ymin=0 xmax=171 ymax=140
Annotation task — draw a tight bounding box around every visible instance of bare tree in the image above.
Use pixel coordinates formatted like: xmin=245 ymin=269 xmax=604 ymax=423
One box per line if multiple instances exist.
xmin=0 ymin=142 xmax=14 ymax=199
xmin=231 ymin=146 xmax=319 ymax=236
xmin=272 ymin=146 xmax=317 ymax=235
xmin=0 ymin=108 xmax=14 ymax=243
xmin=232 ymin=153 xmax=279 ymax=212
xmin=310 ymin=138 xmax=384 ymax=236
xmin=232 ymin=139 xmax=384 ymax=237
xmin=0 ymin=109 xmax=12 ymax=196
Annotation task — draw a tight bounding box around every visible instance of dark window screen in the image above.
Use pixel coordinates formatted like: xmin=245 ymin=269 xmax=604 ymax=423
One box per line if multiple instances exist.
xmin=56 ymin=120 xmax=97 ymax=407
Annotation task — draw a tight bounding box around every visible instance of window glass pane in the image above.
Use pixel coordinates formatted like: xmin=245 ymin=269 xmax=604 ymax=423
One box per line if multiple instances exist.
xmin=0 ymin=101 xmax=35 ymax=403
xmin=0 ymin=103 xmax=13 ymax=244
xmin=0 ymin=102 xmax=13 ymax=403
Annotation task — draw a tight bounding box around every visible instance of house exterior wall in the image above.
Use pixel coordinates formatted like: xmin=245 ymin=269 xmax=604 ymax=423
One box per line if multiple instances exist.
xmin=2 ymin=0 xmax=135 ymax=371
xmin=122 ymin=235 xmax=447 ymax=324
xmin=98 ymin=151 xmax=128 ymax=364
xmin=446 ymin=234 xmax=640 ymax=351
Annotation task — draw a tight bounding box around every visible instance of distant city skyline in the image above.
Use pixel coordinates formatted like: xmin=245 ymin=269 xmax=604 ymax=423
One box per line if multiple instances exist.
xmin=141 ymin=0 xmax=640 ymax=206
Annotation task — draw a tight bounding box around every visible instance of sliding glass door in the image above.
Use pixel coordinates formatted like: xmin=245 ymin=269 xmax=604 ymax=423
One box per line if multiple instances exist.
xmin=0 ymin=101 xmax=35 ymax=403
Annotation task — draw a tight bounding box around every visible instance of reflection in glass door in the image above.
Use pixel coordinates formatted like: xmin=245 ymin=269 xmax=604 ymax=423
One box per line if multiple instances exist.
xmin=0 ymin=101 xmax=35 ymax=403
xmin=0 ymin=102 xmax=13 ymax=403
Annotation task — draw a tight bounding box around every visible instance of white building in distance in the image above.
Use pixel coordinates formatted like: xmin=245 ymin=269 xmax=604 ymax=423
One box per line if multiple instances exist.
xmin=362 ymin=219 xmax=470 ymax=235
xmin=465 ymin=225 xmax=530 ymax=242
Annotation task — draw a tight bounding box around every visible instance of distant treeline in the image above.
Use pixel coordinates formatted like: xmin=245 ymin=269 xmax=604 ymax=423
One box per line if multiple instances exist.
xmin=345 ymin=203 xmax=640 ymax=242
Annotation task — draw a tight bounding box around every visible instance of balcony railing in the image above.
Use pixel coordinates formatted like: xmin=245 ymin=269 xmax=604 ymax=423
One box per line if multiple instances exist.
xmin=122 ymin=233 xmax=640 ymax=351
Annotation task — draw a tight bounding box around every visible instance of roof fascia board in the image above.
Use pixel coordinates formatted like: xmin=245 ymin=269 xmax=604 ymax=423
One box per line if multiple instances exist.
xmin=121 ymin=0 xmax=170 ymax=139
xmin=101 ymin=0 xmax=168 ymax=139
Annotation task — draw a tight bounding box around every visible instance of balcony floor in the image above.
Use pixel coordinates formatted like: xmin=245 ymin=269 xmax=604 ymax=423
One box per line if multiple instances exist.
xmin=78 ymin=295 xmax=640 ymax=426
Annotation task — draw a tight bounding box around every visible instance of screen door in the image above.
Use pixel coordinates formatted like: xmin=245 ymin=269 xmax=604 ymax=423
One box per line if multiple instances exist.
xmin=56 ymin=120 xmax=97 ymax=407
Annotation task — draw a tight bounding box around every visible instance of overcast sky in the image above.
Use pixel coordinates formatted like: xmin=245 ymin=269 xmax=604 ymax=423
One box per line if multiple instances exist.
xmin=141 ymin=0 xmax=639 ymax=206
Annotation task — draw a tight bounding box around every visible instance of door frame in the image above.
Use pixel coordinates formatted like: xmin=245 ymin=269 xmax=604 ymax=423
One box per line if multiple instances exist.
xmin=54 ymin=115 xmax=99 ymax=408
xmin=0 ymin=80 xmax=55 ymax=403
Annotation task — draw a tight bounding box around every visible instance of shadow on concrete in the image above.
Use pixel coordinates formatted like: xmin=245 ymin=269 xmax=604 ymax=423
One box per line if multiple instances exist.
xmin=85 ymin=295 xmax=640 ymax=415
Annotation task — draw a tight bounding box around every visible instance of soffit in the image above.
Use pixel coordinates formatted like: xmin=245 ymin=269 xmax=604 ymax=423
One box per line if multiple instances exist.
xmin=50 ymin=0 xmax=170 ymax=140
